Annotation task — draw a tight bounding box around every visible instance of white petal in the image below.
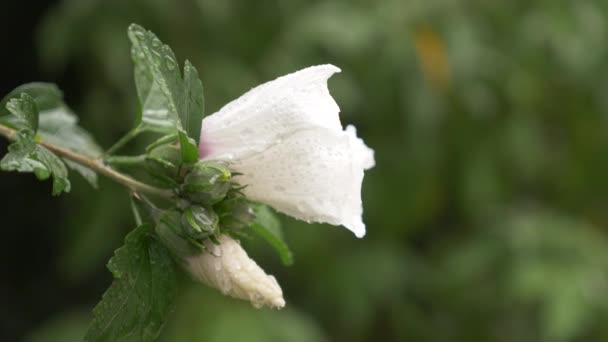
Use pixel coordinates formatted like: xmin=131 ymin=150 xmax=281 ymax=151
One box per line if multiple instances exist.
xmin=345 ymin=125 xmax=375 ymax=170
xmin=228 ymin=127 xmax=373 ymax=238
xmin=184 ymin=235 xmax=285 ymax=308
xmin=199 ymin=64 xmax=342 ymax=160
xmin=199 ymin=64 xmax=375 ymax=237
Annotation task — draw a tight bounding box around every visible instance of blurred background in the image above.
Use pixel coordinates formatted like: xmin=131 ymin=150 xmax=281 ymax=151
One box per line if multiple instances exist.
xmin=3 ymin=0 xmax=608 ymax=341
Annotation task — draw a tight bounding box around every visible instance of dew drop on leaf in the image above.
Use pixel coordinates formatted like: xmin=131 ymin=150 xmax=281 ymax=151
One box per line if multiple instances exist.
xmin=164 ymin=56 xmax=176 ymax=71
xmin=151 ymin=37 xmax=161 ymax=48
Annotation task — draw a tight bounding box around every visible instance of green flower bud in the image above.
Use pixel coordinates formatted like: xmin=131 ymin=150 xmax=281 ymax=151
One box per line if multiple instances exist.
xmin=181 ymin=161 xmax=231 ymax=205
xmin=181 ymin=206 xmax=219 ymax=239
xmin=215 ymin=191 xmax=256 ymax=231
xmin=155 ymin=210 xmax=202 ymax=258
xmin=145 ymin=142 xmax=181 ymax=181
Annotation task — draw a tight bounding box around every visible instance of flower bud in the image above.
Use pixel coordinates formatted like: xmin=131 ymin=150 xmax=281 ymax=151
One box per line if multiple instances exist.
xmin=155 ymin=210 xmax=202 ymax=258
xmin=181 ymin=205 xmax=219 ymax=239
xmin=145 ymin=142 xmax=181 ymax=179
xmin=181 ymin=161 xmax=231 ymax=205
xmin=183 ymin=235 xmax=285 ymax=309
xmin=215 ymin=191 xmax=256 ymax=231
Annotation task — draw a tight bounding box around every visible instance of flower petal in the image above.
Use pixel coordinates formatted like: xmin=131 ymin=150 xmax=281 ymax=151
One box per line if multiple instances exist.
xmin=184 ymin=235 xmax=285 ymax=308
xmin=199 ymin=64 xmax=375 ymax=237
xmin=228 ymin=127 xmax=373 ymax=237
xmin=199 ymin=64 xmax=342 ymax=160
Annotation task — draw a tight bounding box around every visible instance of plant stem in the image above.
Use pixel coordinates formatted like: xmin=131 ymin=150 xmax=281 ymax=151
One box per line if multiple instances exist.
xmin=105 ymin=155 xmax=147 ymax=166
xmin=0 ymin=124 xmax=173 ymax=199
xmin=104 ymin=127 xmax=143 ymax=156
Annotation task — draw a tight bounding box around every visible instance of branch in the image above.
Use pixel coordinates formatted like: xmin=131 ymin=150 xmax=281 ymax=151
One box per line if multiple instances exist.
xmin=0 ymin=124 xmax=174 ymax=199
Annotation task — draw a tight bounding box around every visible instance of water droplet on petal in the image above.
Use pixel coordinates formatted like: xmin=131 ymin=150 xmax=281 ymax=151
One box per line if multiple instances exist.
xmin=250 ymin=292 xmax=264 ymax=308
xmin=220 ymin=277 xmax=232 ymax=294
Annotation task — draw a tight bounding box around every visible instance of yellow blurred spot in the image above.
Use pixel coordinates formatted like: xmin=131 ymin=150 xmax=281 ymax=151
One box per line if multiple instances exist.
xmin=414 ymin=27 xmax=451 ymax=90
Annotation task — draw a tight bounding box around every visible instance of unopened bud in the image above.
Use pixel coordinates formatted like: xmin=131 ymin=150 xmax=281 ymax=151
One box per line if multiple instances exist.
xmin=183 ymin=235 xmax=285 ymax=309
xmin=155 ymin=210 xmax=201 ymax=258
xmin=181 ymin=205 xmax=219 ymax=239
xmin=181 ymin=161 xmax=231 ymax=205
xmin=145 ymin=142 xmax=181 ymax=182
xmin=215 ymin=191 xmax=256 ymax=231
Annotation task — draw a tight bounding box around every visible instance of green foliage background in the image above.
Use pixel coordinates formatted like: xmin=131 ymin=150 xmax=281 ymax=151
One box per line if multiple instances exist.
xmin=4 ymin=0 xmax=608 ymax=341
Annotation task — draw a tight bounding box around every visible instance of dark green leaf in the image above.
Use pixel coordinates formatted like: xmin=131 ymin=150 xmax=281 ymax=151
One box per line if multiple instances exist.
xmin=128 ymin=24 xmax=205 ymax=155
xmin=1 ymin=131 xmax=39 ymax=172
xmin=64 ymin=160 xmax=98 ymax=188
xmin=182 ymin=61 xmax=204 ymax=144
xmin=0 ymin=82 xmax=63 ymax=117
xmin=85 ymin=224 xmax=178 ymax=342
xmin=1 ymin=131 xmax=71 ymax=196
xmin=251 ymin=205 xmax=293 ymax=265
xmin=38 ymin=107 xmax=102 ymax=187
xmin=38 ymin=108 xmax=102 ymax=156
xmin=6 ymin=93 xmax=39 ymax=132
xmin=178 ymin=130 xmax=199 ymax=164
xmin=1 ymin=83 xmax=101 ymax=188
xmin=128 ymin=24 xmax=182 ymax=133
xmin=34 ymin=145 xmax=71 ymax=195
xmin=134 ymin=80 xmax=178 ymax=134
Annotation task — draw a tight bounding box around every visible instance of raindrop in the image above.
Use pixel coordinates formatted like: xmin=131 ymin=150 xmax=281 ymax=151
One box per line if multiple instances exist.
xmin=164 ymin=56 xmax=176 ymax=71
xmin=132 ymin=30 xmax=145 ymax=40
xmin=250 ymin=292 xmax=264 ymax=308
xmin=240 ymin=128 xmax=253 ymax=136
xmin=220 ymin=277 xmax=232 ymax=293
xmin=151 ymin=38 xmax=161 ymax=48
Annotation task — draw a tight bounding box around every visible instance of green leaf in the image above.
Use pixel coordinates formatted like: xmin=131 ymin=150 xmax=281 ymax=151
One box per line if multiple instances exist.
xmin=38 ymin=107 xmax=102 ymax=187
xmin=128 ymin=24 xmax=204 ymax=158
xmin=1 ymin=131 xmax=40 ymax=172
xmin=85 ymin=224 xmax=178 ymax=342
xmin=128 ymin=24 xmax=182 ymax=134
xmin=38 ymin=108 xmax=102 ymax=156
xmin=64 ymin=160 xmax=98 ymax=188
xmin=0 ymin=83 xmax=101 ymax=188
xmin=6 ymin=93 xmax=39 ymax=132
xmin=133 ymin=79 xmax=178 ymax=134
xmin=182 ymin=61 xmax=204 ymax=144
xmin=1 ymin=91 xmax=71 ymax=195
xmin=1 ymin=131 xmax=71 ymax=196
xmin=251 ymin=205 xmax=294 ymax=266
xmin=34 ymin=145 xmax=71 ymax=195
xmin=178 ymin=130 xmax=199 ymax=164
xmin=0 ymin=82 xmax=63 ymax=117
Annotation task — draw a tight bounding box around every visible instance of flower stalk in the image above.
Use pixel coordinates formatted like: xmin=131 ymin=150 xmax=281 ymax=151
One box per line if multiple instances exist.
xmin=0 ymin=123 xmax=173 ymax=199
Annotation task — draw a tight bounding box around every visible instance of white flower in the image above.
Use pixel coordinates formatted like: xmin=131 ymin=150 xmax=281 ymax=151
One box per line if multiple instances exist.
xmin=184 ymin=235 xmax=285 ymax=309
xmin=199 ymin=64 xmax=374 ymax=237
